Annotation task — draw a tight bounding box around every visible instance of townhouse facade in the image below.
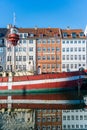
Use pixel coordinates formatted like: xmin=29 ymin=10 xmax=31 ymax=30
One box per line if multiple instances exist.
xmin=61 ymin=29 xmax=87 ymax=72
xmin=0 ymin=26 xmax=87 ymax=73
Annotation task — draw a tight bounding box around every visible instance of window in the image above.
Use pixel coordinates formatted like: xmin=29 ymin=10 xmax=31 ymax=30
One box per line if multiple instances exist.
xmin=7 ymin=56 xmax=11 ymax=61
xmin=66 ymin=40 xmax=69 ymax=43
xmin=63 ymin=116 xmax=66 ymax=120
xmin=47 ymin=64 xmax=50 ymax=68
xmin=23 ymin=40 xmax=26 ymax=43
xmin=82 ymin=47 xmax=85 ymax=51
xmin=47 ymin=40 xmax=50 ymax=43
xmin=71 ymin=64 xmax=73 ymax=68
xmin=72 ymin=125 xmax=75 ymax=129
xmin=79 ymin=32 xmax=84 ymax=37
xmin=71 ymin=55 xmax=73 ymax=60
xmin=47 ymin=56 xmax=50 ymax=60
xmin=84 ymin=115 xmax=87 ymax=120
xmin=80 ymin=125 xmax=83 ymax=129
xmin=47 ymin=48 xmax=50 ymax=52
xmin=78 ymin=47 xmax=81 ymax=51
xmin=37 ymin=48 xmax=41 ymax=52
xmin=20 ymin=33 xmax=23 ymax=38
xmin=42 ymin=117 xmax=46 ymax=122
xmin=52 ymin=64 xmax=55 ymax=68
xmin=19 ymin=56 xmax=22 ymax=61
xmin=80 ymin=115 xmax=83 ymax=120
xmin=78 ymin=40 xmax=81 ymax=43
xmin=43 ymin=64 xmax=46 ymax=69
xmin=19 ymin=47 xmax=22 ymax=52
xmin=42 ymin=56 xmax=46 ymax=60
xmin=74 ymin=47 xmax=77 ymax=52
xmin=51 ymin=126 xmax=56 ymax=130
xmin=75 ymin=64 xmax=77 ymax=69
xmin=63 ymin=125 xmax=66 ymax=129
xmin=72 ymin=32 xmax=76 ymax=38
xmin=29 ymin=47 xmax=33 ymax=51
xmin=37 ymin=117 xmax=41 ymax=122
xmin=56 ymin=47 xmax=60 ymax=52
xmin=23 ymin=47 xmax=26 ymax=52
xmin=24 ymin=33 xmax=27 ymax=38
xmin=23 ymin=65 xmax=26 ymax=70
xmin=70 ymin=40 xmax=73 ymax=43
xmin=62 ymin=41 xmax=65 ymax=44
xmin=76 ymin=124 xmax=79 ymax=128
xmin=71 ymin=115 xmax=74 ymax=120
xmin=76 ymin=115 xmax=79 ymax=120
xmin=56 ymin=39 xmax=60 ymax=43
xmin=56 ymin=116 xmax=61 ymax=121
xmin=51 ymin=40 xmax=55 ymax=43
xmin=56 ymin=55 xmax=60 ymax=60
xmin=42 ymin=40 xmax=46 ymax=43
xmin=66 ymin=48 xmax=69 ymax=52
xmin=62 ymin=48 xmax=65 ymax=52
xmin=51 ymin=55 xmax=55 ymax=60
xmin=47 ymin=117 xmax=51 ymax=122
xmin=23 ymin=56 xmax=26 ymax=61
xmin=82 ymin=40 xmax=85 ymax=43
xmin=66 ymin=55 xmax=69 ymax=60
xmin=43 ymin=48 xmax=46 ymax=52
xmin=52 ymin=48 xmax=55 ymax=52
xmin=63 ymin=55 xmax=65 ymax=60
xmin=79 ymin=55 xmax=81 ymax=60
xmin=29 ymin=56 xmax=33 ymax=60
xmin=37 ymin=40 xmax=41 ymax=44
xmin=16 ymin=56 xmax=18 ymax=61
xmin=75 ymin=55 xmax=77 ymax=60
xmin=63 ymin=32 xmax=67 ymax=38
xmin=62 ymin=64 xmax=65 ymax=68
xmin=30 ymin=33 xmax=34 ymax=37
xmin=38 ymin=56 xmax=41 ymax=60
xmin=74 ymin=40 xmax=77 ymax=43
xmin=29 ymin=40 xmax=33 ymax=43
xmin=70 ymin=48 xmax=73 ymax=52
xmin=52 ymin=117 xmax=56 ymax=122
xmin=82 ymin=55 xmax=85 ymax=60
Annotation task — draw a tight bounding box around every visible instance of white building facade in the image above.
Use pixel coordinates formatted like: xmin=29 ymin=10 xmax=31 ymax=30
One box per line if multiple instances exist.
xmin=62 ymin=29 xmax=87 ymax=72
xmin=5 ymin=30 xmax=36 ymax=73
xmin=62 ymin=109 xmax=87 ymax=130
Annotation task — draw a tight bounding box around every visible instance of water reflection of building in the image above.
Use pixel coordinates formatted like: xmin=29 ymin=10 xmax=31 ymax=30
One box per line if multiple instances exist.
xmin=35 ymin=109 xmax=62 ymax=130
xmin=62 ymin=109 xmax=87 ymax=130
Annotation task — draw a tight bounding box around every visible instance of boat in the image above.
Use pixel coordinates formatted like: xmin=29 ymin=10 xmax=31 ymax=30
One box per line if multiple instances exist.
xmin=0 ymin=26 xmax=85 ymax=94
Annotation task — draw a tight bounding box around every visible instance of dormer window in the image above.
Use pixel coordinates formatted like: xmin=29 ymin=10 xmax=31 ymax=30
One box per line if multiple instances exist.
xmin=30 ymin=33 xmax=34 ymax=37
xmin=79 ymin=32 xmax=84 ymax=37
xmin=72 ymin=32 xmax=76 ymax=38
xmin=63 ymin=32 xmax=67 ymax=38
xmin=39 ymin=34 xmax=43 ymax=37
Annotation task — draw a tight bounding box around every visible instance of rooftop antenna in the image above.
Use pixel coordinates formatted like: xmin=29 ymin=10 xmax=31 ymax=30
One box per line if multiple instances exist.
xmin=13 ymin=12 xmax=16 ymax=27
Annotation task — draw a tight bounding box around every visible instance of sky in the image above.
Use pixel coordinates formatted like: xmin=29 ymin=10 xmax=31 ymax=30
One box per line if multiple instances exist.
xmin=0 ymin=0 xmax=87 ymax=30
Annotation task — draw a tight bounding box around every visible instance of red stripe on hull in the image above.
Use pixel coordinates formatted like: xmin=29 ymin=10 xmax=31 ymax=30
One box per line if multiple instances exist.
xmin=12 ymin=80 xmax=80 ymax=90
xmin=0 ymin=86 xmax=8 ymax=90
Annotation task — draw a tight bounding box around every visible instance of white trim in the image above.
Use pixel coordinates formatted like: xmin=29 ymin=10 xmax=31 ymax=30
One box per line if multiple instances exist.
xmin=0 ymin=99 xmax=84 ymax=104
xmin=0 ymin=75 xmax=84 ymax=87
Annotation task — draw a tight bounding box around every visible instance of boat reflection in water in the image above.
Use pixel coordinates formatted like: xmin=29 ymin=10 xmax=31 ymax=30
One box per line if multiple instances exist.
xmin=0 ymin=91 xmax=86 ymax=110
